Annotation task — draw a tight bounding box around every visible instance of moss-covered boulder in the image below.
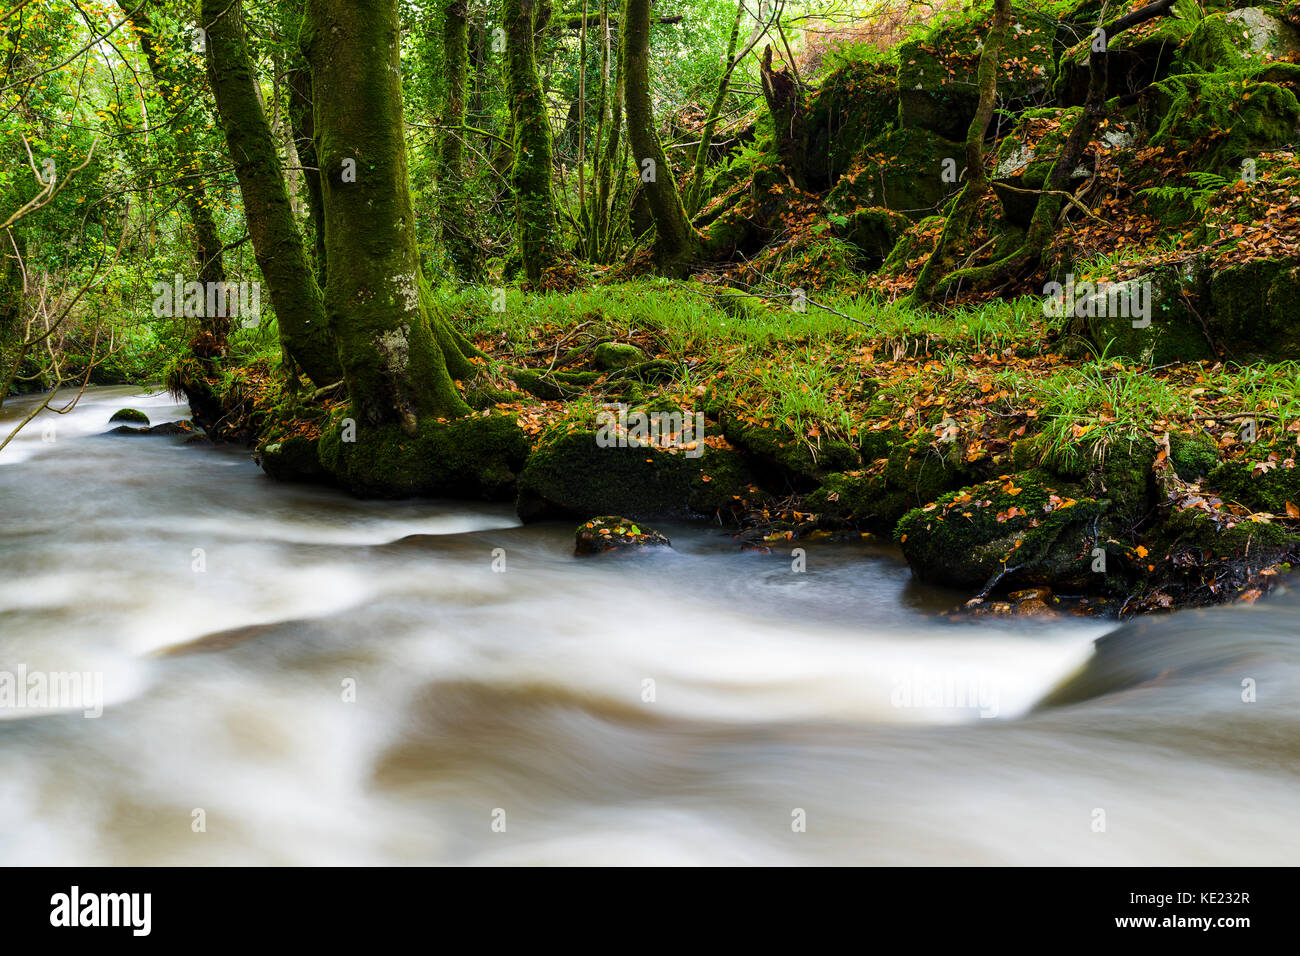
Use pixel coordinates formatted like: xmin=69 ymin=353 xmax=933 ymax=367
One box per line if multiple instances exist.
xmin=804 ymin=63 xmax=900 ymax=188
xmin=1142 ymin=73 xmax=1300 ymax=173
xmin=260 ymin=435 xmax=332 ymax=484
xmin=1177 ymin=8 xmax=1300 ymax=73
xmin=108 ymin=407 xmax=149 ymax=425
xmin=1056 ymin=16 xmax=1193 ymax=106
xmin=516 ymin=429 xmax=758 ymax=521
xmin=1207 ymin=257 xmax=1300 ymax=360
xmin=830 ymin=128 xmax=965 ymax=221
xmin=828 ymin=206 xmax=911 ymax=266
xmin=1069 ymin=260 xmax=1216 ymax=363
xmin=897 ymin=7 xmax=1057 ymax=140
xmin=593 ymin=342 xmax=647 ymax=370
xmin=1206 ymin=449 xmax=1300 ymax=513
xmin=574 ymin=516 xmax=671 ymax=555
xmin=1169 ymin=431 xmax=1220 ymax=482
xmin=896 ymin=470 xmax=1113 ymax=591
xmin=721 ymin=415 xmax=860 ymax=487
xmin=806 ymin=434 xmax=977 ymax=533
xmin=318 ymin=413 xmax=530 ymax=499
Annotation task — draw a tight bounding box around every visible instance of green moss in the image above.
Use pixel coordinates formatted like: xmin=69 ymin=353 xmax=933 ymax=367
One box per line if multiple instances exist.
xmin=318 ymin=412 xmax=530 ymax=499
xmin=108 ymin=407 xmax=150 ymax=425
xmin=1207 ymin=258 xmax=1300 ymax=361
xmin=1177 ymin=9 xmax=1300 ymax=73
xmin=831 ymin=128 xmax=965 ymax=221
xmin=1206 ymin=453 xmax=1300 ymax=513
xmin=897 ymin=4 xmax=1057 ymax=140
xmin=805 ymin=64 xmax=899 ymax=184
xmin=1145 ymin=74 xmax=1300 ymax=173
xmin=1055 ymin=16 xmax=1193 ymax=106
xmin=1169 ymin=431 xmax=1220 ymax=481
xmin=896 ymin=469 xmax=1112 ymax=590
xmin=260 ymin=435 xmax=331 ymax=484
xmin=879 ymin=216 xmax=943 ymax=275
xmin=992 ymin=107 xmax=1081 ymax=227
xmin=828 ymin=206 xmax=910 ymax=265
xmin=515 ymin=428 xmax=759 ymax=521
xmin=722 ymin=416 xmax=860 ymax=484
xmin=593 ymin=342 xmax=647 ymax=370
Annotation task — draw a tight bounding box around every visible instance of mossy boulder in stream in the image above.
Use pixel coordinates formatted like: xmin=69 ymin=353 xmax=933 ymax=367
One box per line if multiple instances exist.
xmin=260 ymin=435 xmax=331 ymax=484
xmin=318 ymin=413 xmax=530 ymax=499
xmin=109 ymin=407 xmax=150 ymax=425
xmin=895 ymin=470 xmax=1113 ymax=592
xmin=516 ymin=429 xmax=759 ymax=521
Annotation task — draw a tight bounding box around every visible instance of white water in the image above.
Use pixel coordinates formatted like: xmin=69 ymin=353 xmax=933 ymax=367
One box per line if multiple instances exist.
xmin=1 ymin=387 xmax=1297 ymax=864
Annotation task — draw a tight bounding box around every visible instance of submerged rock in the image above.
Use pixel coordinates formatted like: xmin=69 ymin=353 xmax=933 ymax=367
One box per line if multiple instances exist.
xmin=574 ymin=516 xmax=671 ymax=555
xmin=259 ymin=435 xmax=331 ymax=484
xmin=107 ymin=420 xmax=192 ymax=436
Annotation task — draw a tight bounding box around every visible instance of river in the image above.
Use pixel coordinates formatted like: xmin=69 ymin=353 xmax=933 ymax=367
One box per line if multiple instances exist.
xmin=1 ymin=386 xmax=1296 ymax=864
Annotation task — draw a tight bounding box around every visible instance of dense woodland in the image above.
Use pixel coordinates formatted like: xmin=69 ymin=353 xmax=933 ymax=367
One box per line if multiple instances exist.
xmin=5 ymin=0 xmax=1300 ymax=615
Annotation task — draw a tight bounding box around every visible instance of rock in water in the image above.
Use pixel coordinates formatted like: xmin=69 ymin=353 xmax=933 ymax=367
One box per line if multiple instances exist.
xmin=574 ymin=516 xmax=671 ymax=555
xmin=108 ymin=408 xmax=150 ymax=425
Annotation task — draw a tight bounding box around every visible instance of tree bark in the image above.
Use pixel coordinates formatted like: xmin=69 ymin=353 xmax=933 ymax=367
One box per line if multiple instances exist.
xmin=199 ymin=0 xmax=339 ymax=385
xmin=304 ymin=0 xmax=469 ymax=430
xmin=503 ymin=0 xmax=560 ymax=282
xmin=622 ymin=0 xmax=700 ymax=274
xmin=438 ymin=0 xmax=483 ymax=281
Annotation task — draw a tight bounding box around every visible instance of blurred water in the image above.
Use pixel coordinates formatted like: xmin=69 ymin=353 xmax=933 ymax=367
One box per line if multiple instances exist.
xmin=0 ymin=387 xmax=1296 ymax=865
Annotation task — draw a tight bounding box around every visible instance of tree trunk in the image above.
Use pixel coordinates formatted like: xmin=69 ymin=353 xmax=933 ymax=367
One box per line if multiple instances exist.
xmin=286 ymin=62 xmax=327 ymax=284
xmin=199 ymin=0 xmax=339 ymax=385
xmin=304 ymin=0 xmax=469 ymax=430
xmin=759 ymin=44 xmax=808 ymax=191
xmin=622 ymin=0 xmax=700 ymax=274
xmin=120 ymin=0 xmax=228 ymax=363
xmin=503 ymin=0 xmax=560 ymax=282
xmin=438 ymin=0 xmax=483 ymax=281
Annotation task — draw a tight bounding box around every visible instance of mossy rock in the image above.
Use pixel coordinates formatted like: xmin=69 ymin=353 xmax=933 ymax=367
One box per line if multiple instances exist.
xmin=1142 ymin=73 xmax=1300 ymax=174
xmin=593 ymin=342 xmax=647 ymax=370
xmin=1177 ymin=8 xmax=1300 ymax=73
xmin=516 ymin=429 xmax=759 ymax=522
xmin=1155 ymin=507 xmax=1300 ymax=568
xmin=879 ymin=215 xmax=943 ymax=275
xmin=260 ymin=435 xmax=332 ymax=485
xmin=1056 ymin=16 xmax=1193 ymax=106
xmin=992 ymin=107 xmax=1097 ymax=228
xmin=896 ymin=470 xmax=1113 ymax=591
xmin=897 ymin=6 xmax=1057 ymax=140
xmin=1071 ymin=260 xmax=1216 ymax=363
xmin=1207 ymin=257 xmax=1300 ymax=361
xmin=318 ymin=413 xmax=530 ymax=500
xmin=828 ymin=206 xmax=911 ymax=265
xmin=1169 ymin=431 xmax=1220 ymax=481
xmin=574 ymin=516 xmax=672 ymax=555
xmin=804 ymin=63 xmax=900 ymax=187
xmin=1206 ymin=452 xmax=1300 ymax=513
xmin=1090 ymin=437 xmax=1159 ymax=528
xmin=721 ymin=416 xmax=860 ymax=486
xmin=832 ymin=128 xmax=965 ymax=221
xmin=108 ymin=407 xmax=150 ymax=425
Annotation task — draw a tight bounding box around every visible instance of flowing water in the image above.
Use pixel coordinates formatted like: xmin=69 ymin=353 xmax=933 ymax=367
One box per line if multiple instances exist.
xmin=1 ymin=386 xmax=1297 ymax=865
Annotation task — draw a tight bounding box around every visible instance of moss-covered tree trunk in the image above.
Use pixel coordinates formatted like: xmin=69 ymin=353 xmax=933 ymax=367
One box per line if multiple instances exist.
xmin=304 ymin=0 xmax=470 ymax=431
xmin=622 ymin=0 xmax=700 ymax=274
xmin=503 ymin=0 xmax=560 ymax=282
xmin=199 ymin=0 xmax=339 ymax=385
xmin=121 ymin=0 xmax=228 ymax=363
xmin=596 ymin=0 xmax=624 ymax=259
xmin=438 ymin=0 xmax=483 ymax=281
